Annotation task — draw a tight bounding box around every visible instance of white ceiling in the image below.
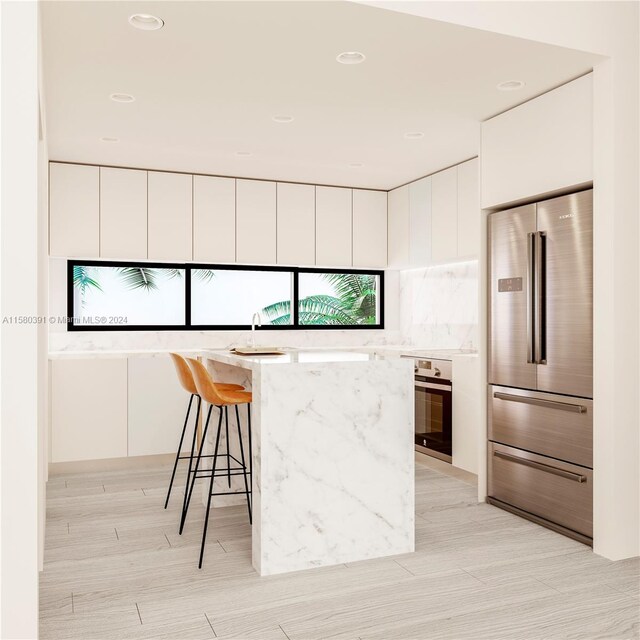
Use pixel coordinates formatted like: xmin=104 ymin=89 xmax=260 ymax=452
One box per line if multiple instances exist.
xmin=41 ymin=1 xmax=600 ymax=190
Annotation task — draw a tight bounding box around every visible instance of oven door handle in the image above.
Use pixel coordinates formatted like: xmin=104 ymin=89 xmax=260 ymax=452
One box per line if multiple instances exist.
xmin=415 ymin=381 xmax=452 ymax=391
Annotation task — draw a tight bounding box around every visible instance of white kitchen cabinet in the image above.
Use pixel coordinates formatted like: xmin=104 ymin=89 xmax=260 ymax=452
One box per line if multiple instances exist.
xmin=277 ymin=183 xmax=315 ymax=266
xmin=49 ymin=162 xmax=99 ymax=257
xmin=387 ymin=185 xmax=410 ymax=268
xmin=481 ymin=74 xmax=593 ymax=209
xmin=452 ymin=354 xmax=481 ymax=474
xmin=193 ymin=175 xmax=236 ymax=263
xmin=457 ymin=158 xmax=480 ymax=258
xmin=236 ymin=179 xmax=277 ymax=264
xmin=51 ymin=359 xmax=127 ymax=462
xmin=100 ymin=167 xmax=147 ymax=259
xmin=315 ymin=186 xmax=352 ymax=267
xmin=431 ymin=166 xmax=458 ymax=263
xmin=147 ymin=171 xmax=193 ymax=261
xmin=352 ymin=189 xmax=387 ymax=268
xmin=409 ymin=177 xmax=432 ymax=267
xmin=127 ymin=356 xmax=192 ymax=457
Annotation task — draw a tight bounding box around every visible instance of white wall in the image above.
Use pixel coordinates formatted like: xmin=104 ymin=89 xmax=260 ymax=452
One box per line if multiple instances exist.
xmin=363 ymin=0 xmax=640 ymax=561
xmin=0 ymin=1 xmax=40 ymax=637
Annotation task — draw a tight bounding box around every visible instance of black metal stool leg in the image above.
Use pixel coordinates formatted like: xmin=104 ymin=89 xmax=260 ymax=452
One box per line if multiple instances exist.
xmin=199 ymin=410 xmax=223 ymax=569
xmin=178 ymin=395 xmax=201 ymax=527
xmin=247 ymin=403 xmax=252 ymax=511
xmin=235 ymin=404 xmax=252 ymax=524
xmin=225 ymin=406 xmax=231 ymax=488
xmin=164 ymin=394 xmax=194 ymax=509
xmin=180 ymin=401 xmax=213 ymax=534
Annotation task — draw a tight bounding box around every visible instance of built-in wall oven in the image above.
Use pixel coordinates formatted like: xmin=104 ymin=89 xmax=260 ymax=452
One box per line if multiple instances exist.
xmin=404 ymin=357 xmax=453 ymax=463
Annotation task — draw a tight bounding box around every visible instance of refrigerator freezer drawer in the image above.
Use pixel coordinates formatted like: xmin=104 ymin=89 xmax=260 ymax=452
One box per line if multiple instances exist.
xmin=488 ymin=442 xmax=593 ymax=539
xmin=489 ymin=385 xmax=592 ymax=468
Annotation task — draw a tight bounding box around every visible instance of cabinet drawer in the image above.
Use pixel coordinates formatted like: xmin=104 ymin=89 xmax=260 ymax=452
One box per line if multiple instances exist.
xmin=488 ymin=443 xmax=592 ymax=538
xmin=489 ymin=386 xmax=592 ymax=467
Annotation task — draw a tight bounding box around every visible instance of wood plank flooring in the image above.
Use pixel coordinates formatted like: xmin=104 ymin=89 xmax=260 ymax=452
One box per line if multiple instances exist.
xmin=40 ymin=458 xmax=639 ymax=640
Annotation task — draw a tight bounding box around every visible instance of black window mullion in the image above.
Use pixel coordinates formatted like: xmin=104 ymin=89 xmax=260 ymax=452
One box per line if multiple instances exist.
xmin=185 ymin=265 xmax=191 ymax=327
xmin=293 ymin=270 xmax=300 ymax=328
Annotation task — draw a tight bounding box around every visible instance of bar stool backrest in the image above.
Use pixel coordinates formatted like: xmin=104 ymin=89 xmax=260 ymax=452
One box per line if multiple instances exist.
xmin=186 ymin=358 xmax=228 ymax=406
xmin=169 ymin=353 xmax=198 ymax=396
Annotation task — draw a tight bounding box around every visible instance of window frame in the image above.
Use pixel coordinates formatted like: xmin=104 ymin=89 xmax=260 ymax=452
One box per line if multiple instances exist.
xmin=67 ymin=260 xmax=385 ymax=332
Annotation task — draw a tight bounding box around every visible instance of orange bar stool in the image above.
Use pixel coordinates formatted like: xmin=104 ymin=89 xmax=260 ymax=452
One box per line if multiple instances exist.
xmin=166 ymin=354 xmax=244 ymax=516
xmin=184 ymin=357 xmax=253 ymax=569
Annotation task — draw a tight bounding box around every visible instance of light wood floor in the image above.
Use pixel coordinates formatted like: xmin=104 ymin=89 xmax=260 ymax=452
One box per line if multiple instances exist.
xmin=40 ymin=457 xmax=639 ymax=640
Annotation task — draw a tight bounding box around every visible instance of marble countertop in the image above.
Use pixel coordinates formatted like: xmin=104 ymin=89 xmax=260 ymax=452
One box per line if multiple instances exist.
xmin=48 ymin=345 xmax=478 ymax=360
xmin=201 ymin=348 xmax=391 ymax=371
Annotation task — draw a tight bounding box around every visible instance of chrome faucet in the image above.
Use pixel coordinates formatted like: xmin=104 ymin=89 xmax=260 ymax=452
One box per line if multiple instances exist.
xmin=249 ymin=312 xmax=262 ymax=347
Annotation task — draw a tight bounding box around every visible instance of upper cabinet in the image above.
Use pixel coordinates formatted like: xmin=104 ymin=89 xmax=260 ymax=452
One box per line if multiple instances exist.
xmin=100 ymin=167 xmax=147 ymax=259
xmin=352 ymin=189 xmax=387 ymax=268
xmin=409 ymin=177 xmax=432 ymax=267
xmin=193 ymin=175 xmax=236 ymax=263
xmin=148 ymin=171 xmax=193 ymax=261
xmin=49 ymin=162 xmax=100 ymax=257
xmin=48 ymin=162 xmax=388 ymax=269
xmin=431 ymin=166 xmax=458 ymax=264
xmin=481 ymin=74 xmax=593 ymax=209
xmin=388 ymin=159 xmax=479 ymax=269
xmin=457 ymin=158 xmax=480 ymax=258
xmin=236 ymin=179 xmax=277 ymax=264
xmin=277 ymin=183 xmax=315 ymax=266
xmin=316 ymin=186 xmax=352 ymax=267
xmin=387 ymin=184 xmax=410 ymax=268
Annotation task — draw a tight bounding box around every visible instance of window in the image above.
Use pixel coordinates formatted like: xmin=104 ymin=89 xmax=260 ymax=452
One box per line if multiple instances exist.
xmin=68 ymin=261 xmax=384 ymax=331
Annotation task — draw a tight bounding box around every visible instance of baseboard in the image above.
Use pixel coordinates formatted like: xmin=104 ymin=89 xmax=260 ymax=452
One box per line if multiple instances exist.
xmin=48 ymin=453 xmax=176 ymax=476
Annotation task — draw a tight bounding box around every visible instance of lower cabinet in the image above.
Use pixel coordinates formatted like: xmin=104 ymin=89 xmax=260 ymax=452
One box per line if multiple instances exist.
xmin=127 ymin=356 xmax=192 ymax=457
xmin=51 ymin=359 xmax=128 ymax=463
xmin=50 ymin=355 xmax=194 ymax=463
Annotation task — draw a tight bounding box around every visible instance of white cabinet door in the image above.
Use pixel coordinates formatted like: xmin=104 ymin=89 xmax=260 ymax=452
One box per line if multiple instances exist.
xmin=277 ymin=183 xmax=315 ymax=266
xmin=236 ymin=179 xmax=276 ymax=264
xmin=431 ymin=166 xmax=458 ymax=263
xmin=51 ymin=359 xmax=127 ymax=462
xmin=481 ymin=74 xmax=592 ymax=209
xmin=387 ymin=185 xmax=410 ymax=268
xmin=49 ymin=163 xmax=99 ymax=257
xmin=148 ymin=171 xmax=193 ymax=261
xmin=315 ymin=186 xmax=352 ymax=267
xmin=193 ymin=175 xmax=236 ymax=263
xmin=352 ymin=189 xmax=387 ymax=268
xmin=127 ymin=356 xmax=193 ymax=457
xmin=457 ymin=158 xmax=480 ymax=259
xmin=100 ymin=167 xmax=147 ymax=259
xmin=409 ymin=177 xmax=431 ymax=267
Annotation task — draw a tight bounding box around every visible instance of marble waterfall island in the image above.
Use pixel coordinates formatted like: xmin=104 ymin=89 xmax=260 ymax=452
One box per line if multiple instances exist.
xmin=202 ymin=349 xmax=415 ymax=576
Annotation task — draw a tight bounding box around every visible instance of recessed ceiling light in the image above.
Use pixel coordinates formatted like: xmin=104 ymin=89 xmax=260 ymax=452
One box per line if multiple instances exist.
xmin=128 ymin=14 xmax=164 ymax=31
xmin=336 ymin=51 xmax=366 ymax=65
xmin=110 ymin=93 xmax=135 ymax=103
xmin=100 ymin=137 xmax=119 ymax=143
xmin=497 ymin=80 xmax=525 ymax=91
xmin=404 ymin=132 xmax=424 ymax=140
xmin=272 ymin=115 xmax=294 ymax=123
xmin=235 ymin=151 xmax=253 ymax=157
xmin=349 ymin=162 xmax=363 ymax=168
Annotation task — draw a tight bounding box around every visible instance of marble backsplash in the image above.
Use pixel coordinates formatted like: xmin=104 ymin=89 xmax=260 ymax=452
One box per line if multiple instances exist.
xmin=399 ymin=260 xmax=478 ymax=350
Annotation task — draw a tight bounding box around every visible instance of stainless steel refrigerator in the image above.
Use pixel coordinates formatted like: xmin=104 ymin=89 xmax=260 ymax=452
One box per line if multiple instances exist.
xmin=487 ymin=189 xmax=593 ymax=544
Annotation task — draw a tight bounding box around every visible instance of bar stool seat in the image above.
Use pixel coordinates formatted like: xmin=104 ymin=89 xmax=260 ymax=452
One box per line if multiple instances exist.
xmin=184 ymin=357 xmax=253 ymax=568
xmin=165 ymin=353 xmax=245 ymax=513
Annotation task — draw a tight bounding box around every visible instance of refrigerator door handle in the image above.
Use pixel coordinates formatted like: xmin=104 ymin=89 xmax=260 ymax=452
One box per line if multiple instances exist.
xmin=526 ymin=232 xmax=536 ymax=364
xmin=493 ymin=449 xmax=587 ymax=483
xmin=493 ymin=391 xmax=588 ymax=414
xmin=535 ymin=231 xmax=547 ymax=365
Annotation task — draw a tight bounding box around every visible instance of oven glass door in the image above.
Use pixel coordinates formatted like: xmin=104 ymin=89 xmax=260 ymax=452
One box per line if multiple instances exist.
xmin=415 ymin=381 xmax=452 ymax=460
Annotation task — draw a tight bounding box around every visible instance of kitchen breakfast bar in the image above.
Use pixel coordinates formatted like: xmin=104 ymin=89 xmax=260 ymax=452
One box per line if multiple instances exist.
xmin=201 ymin=349 xmax=415 ymax=576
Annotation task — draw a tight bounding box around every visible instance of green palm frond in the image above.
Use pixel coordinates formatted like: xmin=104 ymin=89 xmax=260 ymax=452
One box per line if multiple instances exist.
xmin=193 ymin=269 xmax=215 ymax=283
xmin=162 ymin=268 xmax=183 ymax=280
xmin=116 ymin=267 xmax=159 ymax=291
xmin=298 ymin=295 xmax=357 ymax=325
xmin=261 ymin=299 xmax=293 ymax=325
xmin=73 ymin=265 xmax=103 ymax=295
